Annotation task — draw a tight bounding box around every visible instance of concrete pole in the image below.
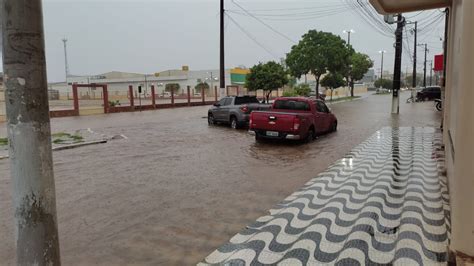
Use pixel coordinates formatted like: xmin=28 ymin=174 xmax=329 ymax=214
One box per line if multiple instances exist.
xmin=1 ymin=0 xmax=61 ymax=264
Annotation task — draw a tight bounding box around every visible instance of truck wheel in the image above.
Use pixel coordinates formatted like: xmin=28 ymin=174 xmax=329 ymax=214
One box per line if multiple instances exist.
xmin=255 ymin=134 xmax=263 ymax=142
xmin=208 ymin=114 xmax=215 ymax=125
xmin=332 ymin=121 xmax=338 ymax=132
xmin=230 ymin=117 xmax=239 ymax=129
xmin=305 ymin=129 xmax=315 ymax=143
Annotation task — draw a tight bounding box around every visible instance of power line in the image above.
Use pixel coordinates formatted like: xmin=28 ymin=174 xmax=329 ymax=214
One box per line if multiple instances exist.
xmin=230 ymin=0 xmax=296 ymax=43
xmin=225 ymin=13 xmax=279 ymax=59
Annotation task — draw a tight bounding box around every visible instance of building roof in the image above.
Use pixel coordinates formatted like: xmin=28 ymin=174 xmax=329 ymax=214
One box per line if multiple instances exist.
xmin=369 ymin=0 xmax=450 ymax=14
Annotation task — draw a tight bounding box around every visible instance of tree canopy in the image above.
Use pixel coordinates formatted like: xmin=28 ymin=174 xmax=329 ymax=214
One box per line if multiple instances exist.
xmin=294 ymin=83 xmax=311 ymax=97
xmin=286 ymin=30 xmax=351 ymax=96
xmin=165 ymin=83 xmax=180 ymax=92
xmin=321 ymin=72 xmax=345 ymax=101
xmin=246 ymin=61 xmax=288 ymax=103
xmin=195 ymin=82 xmax=210 ymax=93
xmin=348 ymin=52 xmax=373 ymax=96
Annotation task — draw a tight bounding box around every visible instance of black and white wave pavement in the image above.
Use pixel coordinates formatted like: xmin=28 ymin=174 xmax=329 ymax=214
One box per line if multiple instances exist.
xmin=201 ymin=127 xmax=450 ymax=265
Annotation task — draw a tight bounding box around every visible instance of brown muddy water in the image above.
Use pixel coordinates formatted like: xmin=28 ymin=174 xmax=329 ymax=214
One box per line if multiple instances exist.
xmin=0 ymin=92 xmax=440 ymax=265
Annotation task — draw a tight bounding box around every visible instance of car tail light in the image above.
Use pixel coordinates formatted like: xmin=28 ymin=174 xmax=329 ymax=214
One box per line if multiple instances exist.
xmin=249 ymin=113 xmax=253 ymax=129
xmin=293 ymin=116 xmax=300 ymax=131
xmin=240 ymin=105 xmax=249 ymax=113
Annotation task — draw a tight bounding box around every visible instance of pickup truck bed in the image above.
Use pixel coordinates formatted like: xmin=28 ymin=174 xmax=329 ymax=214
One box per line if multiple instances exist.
xmin=249 ymin=97 xmax=337 ymax=142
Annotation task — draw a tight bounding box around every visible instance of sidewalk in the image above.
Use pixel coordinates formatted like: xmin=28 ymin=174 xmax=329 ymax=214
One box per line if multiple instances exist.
xmin=201 ymin=127 xmax=450 ymax=265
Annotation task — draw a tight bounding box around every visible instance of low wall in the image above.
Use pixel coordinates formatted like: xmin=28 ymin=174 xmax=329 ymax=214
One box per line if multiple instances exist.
xmin=79 ymin=107 xmax=105 ymax=116
xmin=325 ymin=86 xmax=368 ymax=98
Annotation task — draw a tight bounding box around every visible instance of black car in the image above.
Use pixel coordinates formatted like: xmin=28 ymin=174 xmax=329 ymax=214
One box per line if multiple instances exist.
xmin=416 ymin=86 xmax=441 ymax=101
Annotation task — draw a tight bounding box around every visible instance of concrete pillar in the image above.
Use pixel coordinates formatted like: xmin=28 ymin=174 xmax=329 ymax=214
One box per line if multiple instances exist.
xmin=1 ymin=0 xmax=61 ymax=264
xmin=151 ymin=85 xmax=156 ymax=108
xmin=102 ymin=85 xmax=109 ymax=113
xmin=128 ymin=85 xmax=134 ymax=109
xmin=187 ymin=86 xmax=191 ymax=106
xmin=214 ymin=86 xmax=218 ymax=102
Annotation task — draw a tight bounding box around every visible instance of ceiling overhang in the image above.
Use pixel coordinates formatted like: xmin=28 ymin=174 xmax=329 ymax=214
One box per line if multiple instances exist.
xmin=369 ymin=0 xmax=451 ymax=14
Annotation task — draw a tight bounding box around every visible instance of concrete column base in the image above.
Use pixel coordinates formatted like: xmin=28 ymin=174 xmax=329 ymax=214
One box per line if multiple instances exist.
xmin=449 ymin=250 xmax=474 ymax=265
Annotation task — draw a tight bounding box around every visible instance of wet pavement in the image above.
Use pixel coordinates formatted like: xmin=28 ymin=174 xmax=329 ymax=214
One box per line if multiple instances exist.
xmin=0 ymin=92 xmax=441 ymax=265
xmin=201 ymin=127 xmax=449 ymax=265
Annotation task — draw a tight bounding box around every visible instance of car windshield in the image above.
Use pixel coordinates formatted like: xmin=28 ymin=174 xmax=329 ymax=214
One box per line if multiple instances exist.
xmin=273 ymin=100 xmax=310 ymax=111
xmin=234 ymin=96 xmax=260 ymax=105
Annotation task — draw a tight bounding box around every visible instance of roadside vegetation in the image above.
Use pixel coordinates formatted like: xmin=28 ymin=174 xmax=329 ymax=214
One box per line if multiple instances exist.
xmin=51 ymin=132 xmax=84 ymax=144
xmin=0 ymin=138 xmax=7 ymax=146
xmin=246 ymin=29 xmax=373 ymax=99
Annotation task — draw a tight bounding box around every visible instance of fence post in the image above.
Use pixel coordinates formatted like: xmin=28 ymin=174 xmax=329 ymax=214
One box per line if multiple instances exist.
xmin=214 ymin=86 xmax=218 ymax=102
xmin=1 ymin=0 xmax=61 ymax=263
xmin=226 ymin=86 xmax=229 ymax=96
xmin=171 ymin=90 xmax=175 ymax=106
xmin=187 ymin=86 xmax=191 ymax=106
xmin=72 ymin=84 xmax=79 ymax=114
xmin=129 ymin=85 xmax=134 ymax=110
xmin=236 ymin=86 xmax=240 ymax=96
xmin=151 ymin=85 xmax=156 ymax=108
xmin=103 ymin=85 xmax=109 ymax=113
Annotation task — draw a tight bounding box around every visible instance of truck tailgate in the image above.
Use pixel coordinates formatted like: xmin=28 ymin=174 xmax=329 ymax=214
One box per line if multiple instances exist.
xmin=251 ymin=111 xmax=296 ymax=132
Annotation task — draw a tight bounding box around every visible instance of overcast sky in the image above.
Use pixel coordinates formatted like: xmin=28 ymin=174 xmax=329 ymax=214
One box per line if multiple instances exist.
xmin=0 ymin=0 xmax=445 ymax=82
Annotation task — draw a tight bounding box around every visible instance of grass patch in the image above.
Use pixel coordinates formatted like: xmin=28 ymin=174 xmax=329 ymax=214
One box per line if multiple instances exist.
xmin=328 ymin=96 xmax=361 ymax=103
xmin=0 ymin=137 xmax=8 ymax=146
xmin=52 ymin=132 xmax=84 ymax=144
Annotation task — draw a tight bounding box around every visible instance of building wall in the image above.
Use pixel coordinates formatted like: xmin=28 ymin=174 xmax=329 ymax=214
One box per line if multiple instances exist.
xmin=443 ymin=0 xmax=474 ymax=257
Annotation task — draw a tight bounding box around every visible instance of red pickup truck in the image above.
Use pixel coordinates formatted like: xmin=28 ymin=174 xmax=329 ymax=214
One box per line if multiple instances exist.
xmin=249 ymin=97 xmax=337 ymax=142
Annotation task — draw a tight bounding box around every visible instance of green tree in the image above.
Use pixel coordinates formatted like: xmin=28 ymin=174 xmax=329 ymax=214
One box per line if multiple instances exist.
xmin=294 ymin=83 xmax=311 ymax=97
xmin=165 ymin=83 xmax=180 ymax=92
xmin=195 ymin=82 xmax=210 ymax=93
xmin=321 ymin=72 xmax=345 ymax=101
xmin=286 ymin=30 xmax=351 ymax=97
xmin=245 ymin=61 xmax=288 ymax=103
xmin=348 ymin=53 xmax=373 ymax=97
xmin=374 ymin=78 xmax=393 ymax=90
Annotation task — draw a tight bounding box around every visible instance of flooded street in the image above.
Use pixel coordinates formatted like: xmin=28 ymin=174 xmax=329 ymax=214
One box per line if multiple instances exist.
xmin=0 ymin=92 xmax=441 ymax=265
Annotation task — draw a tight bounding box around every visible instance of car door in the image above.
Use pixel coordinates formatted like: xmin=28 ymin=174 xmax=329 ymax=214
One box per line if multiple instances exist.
xmin=320 ymin=101 xmax=333 ymax=131
xmin=314 ymin=101 xmax=328 ymax=134
xmin=213 ymin=98 xmax=227 ymax=121
xmin=220 ymin=97 xmax=233 ymax=122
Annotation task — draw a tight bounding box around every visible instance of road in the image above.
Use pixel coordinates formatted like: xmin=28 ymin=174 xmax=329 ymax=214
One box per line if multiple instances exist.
xmin=0 ymin=92 xmax=441 ymax=265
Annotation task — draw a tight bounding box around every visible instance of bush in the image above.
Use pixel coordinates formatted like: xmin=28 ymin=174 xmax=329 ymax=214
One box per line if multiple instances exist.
xmin=294 ymin=84 xmax=311 ymax=96
xmin=282 ymin=89 xmax=298 ymax=97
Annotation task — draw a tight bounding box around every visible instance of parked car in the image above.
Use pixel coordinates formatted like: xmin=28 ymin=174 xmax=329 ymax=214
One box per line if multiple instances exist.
xmin=208 ymin=96 xmax=271 ymax=129
xmin=249 ymin=97 xmax=337 ymax=142
xmin=416 ymin=86 xmax=441 ymax=101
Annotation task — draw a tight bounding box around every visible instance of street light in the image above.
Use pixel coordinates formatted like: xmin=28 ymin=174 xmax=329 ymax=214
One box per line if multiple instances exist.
xmin=343 ymin=29 xmax=355 ymax=46
xmin=205 ymin=71 xmax=219 ymax=96
xmin=378 ymin=50 xmax=387 ymax=80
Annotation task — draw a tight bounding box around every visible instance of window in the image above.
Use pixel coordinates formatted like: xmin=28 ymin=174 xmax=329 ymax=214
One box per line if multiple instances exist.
xmin=218 ymin=98 xmax=226 ymax=106
xmin=316 ymin=101 xmax=329 ymax=113
xmin=223 ymin=98 xmax=233 ymax=106
xmin=234 ymin=96 xmax=259 ymax=105
xmin=274 ymin=100 xmax=311 ymax=111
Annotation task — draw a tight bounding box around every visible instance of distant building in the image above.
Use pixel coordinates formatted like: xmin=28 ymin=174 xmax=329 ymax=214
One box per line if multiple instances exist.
xmin=49 ymin=66 xmax=251 ymax=99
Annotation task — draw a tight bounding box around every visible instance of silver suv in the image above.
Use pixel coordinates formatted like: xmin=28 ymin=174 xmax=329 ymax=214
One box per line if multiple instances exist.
xmin=207 ymin=96 xmax=270 ymax=129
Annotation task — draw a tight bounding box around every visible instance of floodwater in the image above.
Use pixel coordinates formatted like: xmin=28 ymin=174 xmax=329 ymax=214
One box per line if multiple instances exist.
xmin=0 ymin=92 xmax=441 ymax=265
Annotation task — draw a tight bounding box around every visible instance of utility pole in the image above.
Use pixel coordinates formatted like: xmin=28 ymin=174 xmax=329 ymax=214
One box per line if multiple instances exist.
xmin=379 ymin=50 xmax=386 ymax=80
xmin=391 ymin=14 xmax=404 ymax=114
xmin=2 ymin=0 xmax=61 ymax=265
xmin=418 ymin=43 xmax=428 ymax=87
xmin=62 ymin=38 xmax=69 ymax=82
xmin=412 ymin=22 xmax=417 ymax=88
xmin=429 ymin=60 xmax=433 ymax=86
xmin=219 ymin=0 xmax=226 ymax=98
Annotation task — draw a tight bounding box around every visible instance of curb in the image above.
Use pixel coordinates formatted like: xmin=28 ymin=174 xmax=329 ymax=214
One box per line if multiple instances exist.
xmin=52 ymin=139 xmax=108 ymax=151
xmin=0 ymin=139 xmax=108 ymax=160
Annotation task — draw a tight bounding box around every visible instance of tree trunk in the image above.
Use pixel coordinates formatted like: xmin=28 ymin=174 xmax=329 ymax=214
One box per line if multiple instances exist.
xmin=266 ymin=90 xmax=272 ymax=103
xmin=350 ymin=78 xmax=355 ymax=97
xmin=330 ymin=89 xmax=333 ymax=101
xmin=315 ymin=76 xmax=320 ymax=98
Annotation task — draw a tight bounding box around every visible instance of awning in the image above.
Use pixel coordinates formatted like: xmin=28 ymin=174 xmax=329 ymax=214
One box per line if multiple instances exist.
xmin=369 ymin=0 xmax=450 ymax=14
